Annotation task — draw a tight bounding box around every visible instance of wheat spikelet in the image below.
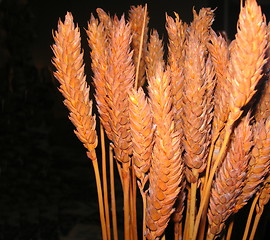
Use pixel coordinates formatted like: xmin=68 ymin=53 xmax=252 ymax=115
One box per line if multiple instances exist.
xmin=52 ymin=12 xmax=97 ymax=161
xmin=96 ymin=8 xmax=113 ymax=36
xmin=227 ymin=0 xmax=267 ymax=126
xmin=129 ymin=5 xmax=149 ymax=88
xmin=145 ymin=30 xmax=165 ymax=81
xmin=128 ymin=87 xmax=154 ymax=185
xmin=145 ymin=64 xmax=184 ymax=240
xmin=87 ymin=14 xmax=113 ymax=141
xmin=207 ymin=115 xmax=253 ymax=239
xmin=107 ymin=15 xmax=135 ymax=163
xmin=181 ymin=8 xmax=214 ymax=182
xmin=234 ymin=117 xmax=270 ymax=212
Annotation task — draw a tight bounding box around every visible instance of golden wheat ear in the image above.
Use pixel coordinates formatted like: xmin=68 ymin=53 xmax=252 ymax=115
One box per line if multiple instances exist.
xmin=52 ymin=12 xmax=98 ymax=160
xmin=145 ymin=64 xmax=184 ymax=240
xmin=207 ymin=114 xmax=253 ymax=239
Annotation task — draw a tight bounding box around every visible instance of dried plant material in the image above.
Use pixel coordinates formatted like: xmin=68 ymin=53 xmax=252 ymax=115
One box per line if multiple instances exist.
xmin=255 ymin=23 xmax=270 ymax=122
xmin=96 ymin=8 xmax=113 ymax=36
xmin=256 ymin=174 xmax=270 ymax=215
xmin=129 ymin=87 xmax=154 ymax=186
xmin=227 ymin=0 xmax=267 ymax=126
xmin=207 ymin=115 xmax=253 ymax=239
xmin=129 ymin=5 xmax=149 ymax=88
xmin=145 ymin=65 xmax=184 ymax=240
xmin=52 ymin=12 xmax=98 ymax=161
xmin=166 ymin=12 xmax=187 ymax=137
xmin=208 ymin=29 xmax=230 ymax=143
xmin=107 ymin=16 xmax=135 ymax=163
xmin=181 ymin=8 xmax=214 ymax=182
xmin=234 ymin=118 xmax=270 ymax=212
xmin=87 ymin=14 xmax=113 ymax=141
xmin=145 ymin=30 xmax=165 ymax=81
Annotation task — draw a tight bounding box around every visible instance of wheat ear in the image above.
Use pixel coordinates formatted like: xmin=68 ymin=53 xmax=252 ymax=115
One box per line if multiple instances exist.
xmin=227 ymin=0 xmax=267 ymax=126
xmin=129 ymin=87 xmax=154 ymax=240
xmin=145 ymin=64 xmax=184 ymax=240
xmin=87 ymin=14 xmax=113 ymax=141
xmin=51 ymin=12 xmax=108 ymax=239
xmin=234 ymin=118 xmax=270 ymax=213
xmin=129 ymin=5 xmax=149 ymax=88
xmin=207 ymin=114 xmax=253 ymax=240
xmin=145 ymin=30 xmax=165 ymax=81
xmin=165 ymin=14 xmax=187 ymax=237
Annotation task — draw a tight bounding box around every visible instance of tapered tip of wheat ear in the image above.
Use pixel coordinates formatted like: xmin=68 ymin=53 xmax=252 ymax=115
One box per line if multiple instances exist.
xmin=227 ymin=0 xmax=267 ymax=125
xmin=52 ymin=12 xmax=98 ymax=161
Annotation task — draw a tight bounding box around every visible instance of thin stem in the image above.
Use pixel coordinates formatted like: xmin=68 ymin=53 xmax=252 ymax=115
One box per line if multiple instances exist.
xmin=122 ymin=162 xmax=131 ymax=240
xmin=141 ymin=189 xmax=147 ymax=240
xmin=192 ymin=125 xmax=232 ymax=240
xmin=101 ymin=124 xmax=111 ymax=240
xmin=226 ymin=218 xmax=234 ymax=240
xmin=205 ymin=136 xmax=218 ymax=186
xmin=189 ymin=178 xmax=198 ymax=240
xmin=109 ymin=145 xmax=118 ymax=240
xmin=242 ymin=194 xmax=259 ymax=240
xmin=134 ymin=4 xmax=147 ymax=90
xmin=92 ymin=159 xmax=108 ymax=240
xmin=184 ymin=186 xmax=191 ymax=240
xmin=249 ymin=210 xmax=263 ymax=240
xmin=131 ymin=164 xmax=138 ymax=240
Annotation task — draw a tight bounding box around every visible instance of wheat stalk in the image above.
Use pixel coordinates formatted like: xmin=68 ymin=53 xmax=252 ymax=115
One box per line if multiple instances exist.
xmin=51 ymin=12 xmax=108 ymax=239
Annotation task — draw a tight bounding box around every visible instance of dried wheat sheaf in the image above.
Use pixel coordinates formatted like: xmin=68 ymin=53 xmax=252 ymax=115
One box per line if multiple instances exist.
xmin=52 ymin=1 xmax=270 ymax=240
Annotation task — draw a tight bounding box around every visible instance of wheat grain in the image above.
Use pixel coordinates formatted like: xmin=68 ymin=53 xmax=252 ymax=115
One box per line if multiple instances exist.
xmin=52 ymin=12 xmax=98 ymax=161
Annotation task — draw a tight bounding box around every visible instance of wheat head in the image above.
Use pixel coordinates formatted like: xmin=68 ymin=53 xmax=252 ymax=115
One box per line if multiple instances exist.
xmin=52 ymin=12 xmax=98 ymax=161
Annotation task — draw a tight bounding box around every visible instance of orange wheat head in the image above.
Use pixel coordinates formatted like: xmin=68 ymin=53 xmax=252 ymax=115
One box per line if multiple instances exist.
xmin=52 ymin=12 xmax=98 ymax=161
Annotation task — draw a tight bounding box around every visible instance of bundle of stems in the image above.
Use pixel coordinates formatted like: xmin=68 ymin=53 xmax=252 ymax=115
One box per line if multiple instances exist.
xmin=51 ymin=0 xmax=270 ymax=239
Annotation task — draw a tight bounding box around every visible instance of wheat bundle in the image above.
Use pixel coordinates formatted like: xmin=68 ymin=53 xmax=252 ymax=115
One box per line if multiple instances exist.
xmin=51 ymin=1 xmax=270 ymax=240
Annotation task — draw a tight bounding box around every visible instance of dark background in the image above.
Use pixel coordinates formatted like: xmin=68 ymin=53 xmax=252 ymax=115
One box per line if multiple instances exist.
xmin=0 ymin=0 xmax=270 ymax=239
